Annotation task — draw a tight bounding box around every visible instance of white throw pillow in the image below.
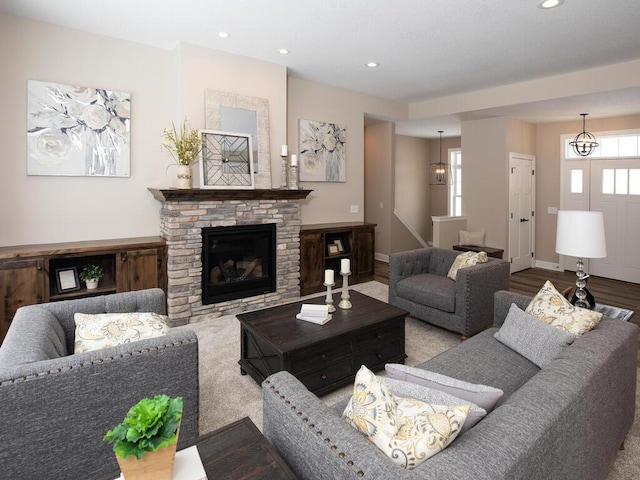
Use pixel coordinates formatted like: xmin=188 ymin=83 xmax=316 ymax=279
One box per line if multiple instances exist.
xmin=74 ymin=312 xmax=169 ymax=353
xmin=458 ymin=230 xmax=485 ymax=246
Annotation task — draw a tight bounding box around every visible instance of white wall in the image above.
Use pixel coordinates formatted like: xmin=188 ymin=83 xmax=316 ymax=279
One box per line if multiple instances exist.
xmin=287 ymin=77 xmax=406 ymax=225
xmin=0 ymin=14 xmax=289 ymax=247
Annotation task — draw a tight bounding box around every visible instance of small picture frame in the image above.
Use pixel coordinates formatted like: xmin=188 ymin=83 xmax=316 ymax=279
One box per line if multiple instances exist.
xmin=334 ymin=239 xmax=345 ymax=253
xmin=327 ymin=244 xmax=339 ymax=255
xmin=56 ymin=267 xmax=80 ymax=293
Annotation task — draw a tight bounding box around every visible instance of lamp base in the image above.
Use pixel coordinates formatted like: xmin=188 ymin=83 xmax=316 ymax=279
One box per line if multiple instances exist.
xmin=571 ymin=260 xmax=596 ymax=310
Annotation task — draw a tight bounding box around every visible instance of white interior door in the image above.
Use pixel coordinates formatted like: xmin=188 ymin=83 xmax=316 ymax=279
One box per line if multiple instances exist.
xmin=509 ymin=153 xmax=535 ymax=273
xmin=589 ymin=159 xmax=640 ymax=283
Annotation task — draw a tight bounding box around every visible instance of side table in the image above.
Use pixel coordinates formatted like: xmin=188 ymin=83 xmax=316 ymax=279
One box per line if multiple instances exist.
xmin=452 ymin=244 xmax=504 ymax=259
xmin=189 ymin=416 xmax=297 ymax=479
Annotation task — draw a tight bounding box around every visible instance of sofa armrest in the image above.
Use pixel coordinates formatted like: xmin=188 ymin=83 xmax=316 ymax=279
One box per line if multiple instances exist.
xmin=263 ymin=371 xmax=411 ymax=480
xmin=455 ymin=259 xmax=510 ymax=335
xmin=389 ymin=248 xmax=433 ymax=303
xmin=493 ymin=290 xmax=532 ymax=327
xmin=0 ymin=329 xmax=199 ymax=480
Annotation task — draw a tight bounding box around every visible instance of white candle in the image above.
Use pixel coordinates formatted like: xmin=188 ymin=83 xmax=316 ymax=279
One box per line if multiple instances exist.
xmin=281 ymin=144 xmax=288 ymax=156
xmin=291 ymin=154 xmax=298 ymax=166
xmin=341 ymin=258 xmax=350 ymax=274
xmin=324 ymin=269 xmax=334 ymax=284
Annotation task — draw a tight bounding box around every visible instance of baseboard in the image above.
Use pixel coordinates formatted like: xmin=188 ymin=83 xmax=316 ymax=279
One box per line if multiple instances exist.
xmin=375 ymin=253 xmax=389 ymax=263
xmin=535 ymin=260 xmax=562 ymax=271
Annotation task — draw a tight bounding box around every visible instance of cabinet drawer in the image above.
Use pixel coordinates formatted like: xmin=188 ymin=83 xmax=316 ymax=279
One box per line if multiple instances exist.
xmin=298 ymin=359 xmax=354 ymax=393
xmin=353 ymin=324 xmax=405 ymax=368
xmin=289 ymin=342 xmax=350 ymax=375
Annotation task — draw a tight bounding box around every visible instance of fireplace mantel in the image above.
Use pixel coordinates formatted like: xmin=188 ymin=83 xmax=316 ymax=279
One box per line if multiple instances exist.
xmin=148 ymin=188 xmax=312 ymax=202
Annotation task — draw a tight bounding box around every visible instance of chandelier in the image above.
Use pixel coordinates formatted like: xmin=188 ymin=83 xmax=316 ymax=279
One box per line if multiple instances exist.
xmin=429 ymin=130 xmax=452 ymax=185
xmin=569 ymin=113 xmax=599 ymax=157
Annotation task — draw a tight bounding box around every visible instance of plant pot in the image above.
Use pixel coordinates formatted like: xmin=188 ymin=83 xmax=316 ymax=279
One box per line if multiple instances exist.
xmin=85 ymin=278 xmax=99 ymax=290
xmin=176 ymin=164 xmax=192 ymax=189
xmin=116 ymin=437 xmax=178 ymax=480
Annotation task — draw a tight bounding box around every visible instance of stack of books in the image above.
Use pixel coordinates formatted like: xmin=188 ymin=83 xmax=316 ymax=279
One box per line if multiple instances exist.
xmin=296 ymin=304 xmax=332 ymax=325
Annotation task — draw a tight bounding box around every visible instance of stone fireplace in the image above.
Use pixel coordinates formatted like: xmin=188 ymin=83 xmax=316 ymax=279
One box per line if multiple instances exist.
xmin=149 ymin=188 xmax=312 ymax=325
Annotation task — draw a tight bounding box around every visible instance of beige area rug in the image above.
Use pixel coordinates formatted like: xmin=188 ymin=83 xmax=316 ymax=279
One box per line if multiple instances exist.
xmin=177 ymin=281 xmax=639 ymax=479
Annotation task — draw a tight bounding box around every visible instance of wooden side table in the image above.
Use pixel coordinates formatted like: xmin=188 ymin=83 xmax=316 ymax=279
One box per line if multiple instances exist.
xmin=192 ymin=417 xmax=297 ymax=479
xmin=452 ymin=244 xmax=504 ymax=259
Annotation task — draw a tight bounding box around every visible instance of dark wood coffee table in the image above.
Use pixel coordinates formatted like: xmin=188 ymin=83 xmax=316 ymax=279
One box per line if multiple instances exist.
xmin=237 ymin=290 xmax=409 ymax=395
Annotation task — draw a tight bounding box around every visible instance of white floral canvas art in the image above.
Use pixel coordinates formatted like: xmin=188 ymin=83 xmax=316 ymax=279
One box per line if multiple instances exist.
xmin=27 ymin=80 xmax=130 ymax=176
xmin=299 ymin=119 xmax=346 ymax=182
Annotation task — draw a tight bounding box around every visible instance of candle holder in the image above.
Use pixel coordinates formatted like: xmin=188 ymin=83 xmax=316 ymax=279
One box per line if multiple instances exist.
xmin=280 ymin=155 xmax=288 ymax=189
xmin=339 ymin=271 xmax=352 ymax=309
xmin=288 ymin=164 xmax=299 ymax=190
xmin=324 ymin=282 xmax=336 ymax=313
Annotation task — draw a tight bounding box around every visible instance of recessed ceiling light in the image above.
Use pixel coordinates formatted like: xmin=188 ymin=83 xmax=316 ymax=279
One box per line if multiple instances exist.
xmin=278 ymin=49 xmax=290 ymax=55
xmin=366 ymin=62 xmax=379 ymax=68
xmin=538 ymin=0 xmax=564 ymax=8
xmin=217 ymin=32 xmax=230 ymax=38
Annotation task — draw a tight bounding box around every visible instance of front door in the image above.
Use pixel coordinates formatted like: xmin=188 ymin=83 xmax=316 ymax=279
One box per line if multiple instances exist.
xmin=589 ymin=159 xmax=640 ymax=283
xmin=508 ymin=153 xmax=535 ymax=273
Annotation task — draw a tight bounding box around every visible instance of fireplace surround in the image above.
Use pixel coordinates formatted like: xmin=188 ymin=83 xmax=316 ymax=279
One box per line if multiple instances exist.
xmin=149 ymin=188 xmax=312 ymax=325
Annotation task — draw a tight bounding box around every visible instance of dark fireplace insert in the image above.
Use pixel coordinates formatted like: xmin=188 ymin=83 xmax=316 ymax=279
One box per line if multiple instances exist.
xmin=201 ymin=223 xmax=277 ymax=304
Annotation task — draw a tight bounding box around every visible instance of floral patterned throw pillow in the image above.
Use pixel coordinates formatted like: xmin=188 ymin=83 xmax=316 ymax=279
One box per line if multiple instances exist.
xmin=525 ymin=280 xmax=602 ymax=335
xmin=74 ymin=312 xmax=169 ymax=353
xmin=447 ymin=251 xmax=488 ymax=280
xmin=342 ymin=366 xmax=469 ymax=469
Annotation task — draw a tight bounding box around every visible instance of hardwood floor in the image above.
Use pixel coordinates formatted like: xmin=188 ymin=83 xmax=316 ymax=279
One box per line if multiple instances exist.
xmin=374 ymin=260 xmax=639 ymax=326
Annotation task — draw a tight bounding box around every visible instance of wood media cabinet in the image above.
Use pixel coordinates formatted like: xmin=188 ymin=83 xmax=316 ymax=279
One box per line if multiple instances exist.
xmin=299 ymin=222 xmax=376 ymax=296
xmin=0 ymin=236 xmax=167 ymax=342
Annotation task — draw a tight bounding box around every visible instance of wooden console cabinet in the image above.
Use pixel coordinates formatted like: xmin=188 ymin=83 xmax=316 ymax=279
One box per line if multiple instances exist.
xmin=0 ymin=237 xmax=167 ymax=342
xmin=299 ymin=222 xmax=376 ymax=296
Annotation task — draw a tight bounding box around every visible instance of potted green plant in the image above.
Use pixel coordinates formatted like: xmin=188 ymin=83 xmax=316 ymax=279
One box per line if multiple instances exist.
xmin=79 ymin=264 xmax=104 ymax=290
xmin=104 ymin=395 xmax=183 ymax=480
xmin=161 ymin=118 xmax=202 ymax=189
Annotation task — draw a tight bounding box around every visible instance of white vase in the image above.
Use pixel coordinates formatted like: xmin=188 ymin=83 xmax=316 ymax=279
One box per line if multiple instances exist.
xmin=85 ymin=278 xmax=99 ymax=290
xmin=176 ymin=164 xmax=192 ymax=189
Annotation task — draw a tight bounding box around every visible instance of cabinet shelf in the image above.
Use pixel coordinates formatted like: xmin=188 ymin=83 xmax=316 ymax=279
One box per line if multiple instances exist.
xmin=300 ymin=222 xmax=376 ymax=296
xmin=0 ymin=236 xmax=167 ymax=342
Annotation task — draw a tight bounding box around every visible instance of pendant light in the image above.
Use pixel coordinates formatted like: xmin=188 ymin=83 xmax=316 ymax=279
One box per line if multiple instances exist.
xmin=429 ymin=130 xmax=452 ymax=185
xmin=569 ymin=113 xmax=599 ymax=157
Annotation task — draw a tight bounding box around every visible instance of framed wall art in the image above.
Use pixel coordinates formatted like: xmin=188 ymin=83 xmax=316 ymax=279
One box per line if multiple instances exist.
xmin=199 ymin=130 xmax=255 ymax=189
xmin=299 ymin=119 xmax=346 ymax=182
xmin=27 ymin=80 xmax=130 ymax=177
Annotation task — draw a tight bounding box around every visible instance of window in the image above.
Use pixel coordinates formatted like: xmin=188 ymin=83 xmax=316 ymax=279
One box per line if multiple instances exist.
xmin=570 ymin=169 xmax=583 ymax=193
xmin=565 ymin=133 xmax=640 ymax=159
xmin=449 ymin=149 xmax=462 ymax=216
xmin=602 ymin=168 xmax=640 ymax=195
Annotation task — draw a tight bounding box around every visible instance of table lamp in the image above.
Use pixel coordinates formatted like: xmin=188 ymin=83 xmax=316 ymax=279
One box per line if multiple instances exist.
xmin=555 ymin=210 xmax=607 ymax=309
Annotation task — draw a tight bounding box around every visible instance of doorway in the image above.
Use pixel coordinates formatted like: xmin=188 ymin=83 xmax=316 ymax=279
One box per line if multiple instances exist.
xmin=508 ymin=153 xmax=536 ymax=273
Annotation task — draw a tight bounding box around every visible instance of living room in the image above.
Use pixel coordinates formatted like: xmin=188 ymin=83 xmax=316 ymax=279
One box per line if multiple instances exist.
xmin=1 ymin=1 xmax=640 ymax=479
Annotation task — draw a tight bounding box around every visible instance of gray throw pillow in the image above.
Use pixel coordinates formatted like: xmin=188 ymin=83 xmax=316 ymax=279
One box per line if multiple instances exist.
xmin=382 ymin=377 xmax=487 ymax=434
xmin=494 ymin=303 xmax=575 ymax=368
xmin=385 ymin=363 xmax=503 ymax=412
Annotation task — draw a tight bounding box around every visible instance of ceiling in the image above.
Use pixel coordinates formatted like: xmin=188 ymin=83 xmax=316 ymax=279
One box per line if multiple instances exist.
xmin=3 ymin=0 xmax=640 ymax=138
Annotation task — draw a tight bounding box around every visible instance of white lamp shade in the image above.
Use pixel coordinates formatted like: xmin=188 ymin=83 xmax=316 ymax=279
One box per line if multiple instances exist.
xmin=555 ymin=210 xmax=607 ymax=258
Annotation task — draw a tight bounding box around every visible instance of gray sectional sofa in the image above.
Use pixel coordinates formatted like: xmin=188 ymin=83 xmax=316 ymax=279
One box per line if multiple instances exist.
xmin=0 ymin=289 xmax=199 ymax=480
xmin=262 ymin=290 xmax=638 ymax=480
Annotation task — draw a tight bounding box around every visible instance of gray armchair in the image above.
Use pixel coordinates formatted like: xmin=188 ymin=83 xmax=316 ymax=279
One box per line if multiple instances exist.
xmin=0 ymin=288 xmax=199 ymax=480
xmin=389 ymin=247 xmax=510 ymax=337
